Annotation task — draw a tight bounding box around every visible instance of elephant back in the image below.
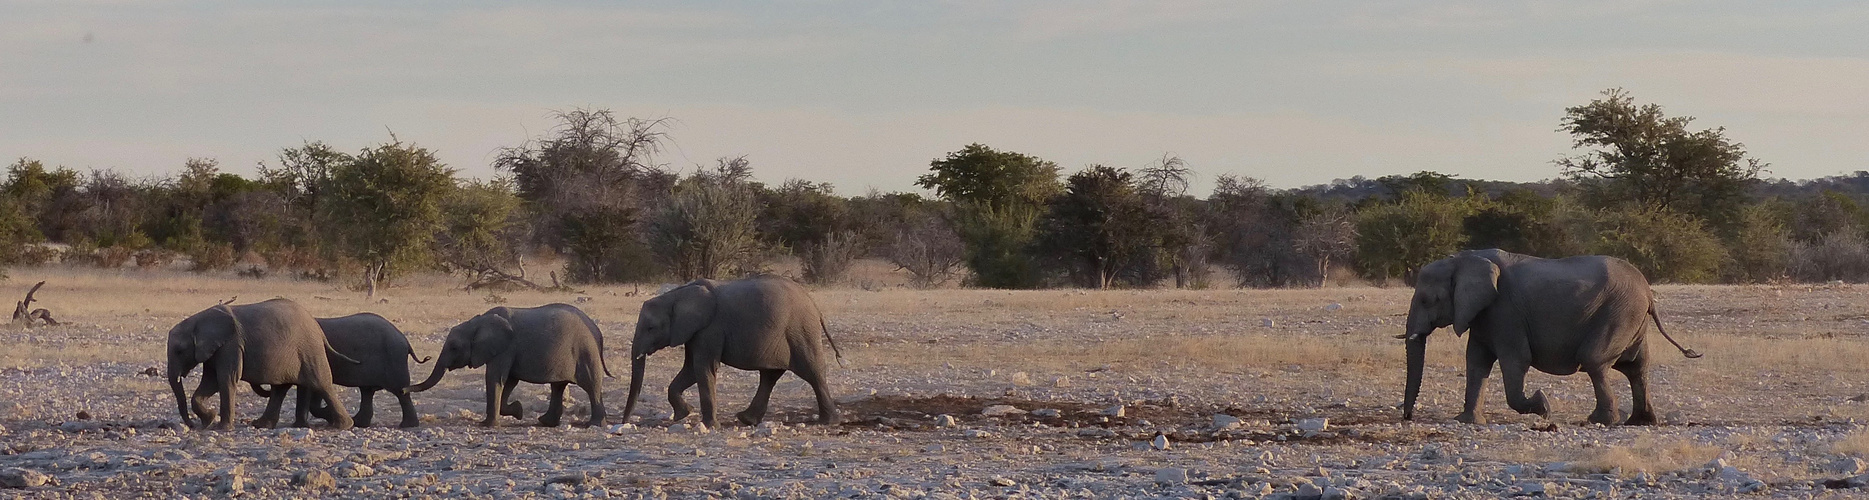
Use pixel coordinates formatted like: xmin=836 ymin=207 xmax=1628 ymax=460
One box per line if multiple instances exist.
xmin=316 ymin=313 xmax=414 ymax=389
xmin=230 ymin=298 xmax=332 ymax=384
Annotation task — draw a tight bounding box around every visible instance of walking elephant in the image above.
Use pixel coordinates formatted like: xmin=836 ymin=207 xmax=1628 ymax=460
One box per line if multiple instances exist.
xmin=409 ymin=304 xmax=611 ymax=427
xmin=165 ymin=298 xmax=356 ymax=430
xmin=252 ymin=313 xmax=430 ymax=428
xmin=624 ymin=276 xmax=844 ymax=429
xmin=1399 ymin=249 xmax=1701 ymax=425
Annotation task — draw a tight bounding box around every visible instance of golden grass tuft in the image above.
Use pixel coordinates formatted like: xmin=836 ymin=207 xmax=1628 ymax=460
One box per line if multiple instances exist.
xmin=1833 ymin=430 xmax=1869 ymax=457
xmin=1566 ymin=436 xmax=1724 ymax=476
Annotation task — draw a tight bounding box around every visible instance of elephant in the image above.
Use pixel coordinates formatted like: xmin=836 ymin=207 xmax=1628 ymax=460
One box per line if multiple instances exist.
xmin=623 ymin=276 xmax=845 ymax=429
xmin=165 ymin=298 xmax=356 ymax=430
xmin=251 ymin=313 xmax=431 ymax=428
xmin=1399 ymin=249 xmax=1702 ymax=426
xmin=409 ymin=304 xmax=611 ymax=427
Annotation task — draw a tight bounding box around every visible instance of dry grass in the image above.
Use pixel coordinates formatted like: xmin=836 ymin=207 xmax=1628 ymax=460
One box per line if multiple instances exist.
xmin=1834 ymin=430 xmax=1869 ymax=457
xmin=1564 ymin=436 xmax=1725 ymax=476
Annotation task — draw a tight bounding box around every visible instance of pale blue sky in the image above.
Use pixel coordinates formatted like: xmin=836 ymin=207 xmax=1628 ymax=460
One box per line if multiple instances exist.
xmin=4 ymin=1 xmax=1867 ymax=194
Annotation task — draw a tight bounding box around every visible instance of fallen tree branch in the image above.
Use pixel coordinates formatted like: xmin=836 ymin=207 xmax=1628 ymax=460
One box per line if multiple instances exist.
xmin=13 ymin=281 xmax=58 ymax=327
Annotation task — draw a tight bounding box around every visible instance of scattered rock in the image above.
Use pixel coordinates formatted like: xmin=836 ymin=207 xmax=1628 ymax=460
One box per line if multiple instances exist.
xmin=58 ymin=421 xmax=99 ymax=433
xmin=606 ymin=423 xmax=635 ymax=434
xmin=1033 ymin=408 xmax=1062 ymax=418
xmin=0 ymin=468 xmax=49 ymax=488
xmin=1154 ymin=468 xmax=1187 ymax=485
xmin=989 ymin=477 xmax=1016 ymax=487
xmin=74 ymin=410 xmax=91 ymax=420
xmin=934 ymin=414 xmax=958 ymax=427
xmin=1076 ymin=428 xmax=1117 ymax=438
xmin=1296 ymin=418 xmax=1329 ymax=433
xmin=1825 ymin=474 xmax=1869 ymax=489
xmin=981 ymin=405 xmax=1026 ymax=417
xmin=1324 ymin=303 xmax=1343 ymax=311
xmin=923 ymin=444 xmax=945 ymax=453
xmin=1852 ymin=394 xmax=1869 ymax=403
xmin=334 ymin=461 xmax=375 ymax=478
xmin=1511 ymin=481 xmax=1548 ymax=496
xmin=1212 ymin=414 xmax=1243 ymax=430
xmin=1010 ymin=372 xmax=1034 ymax=386
xmin=1100 ymin=405 xmax=1126 ymax=418
xmin=1262 ymin=318 xmax=1276 ymax=328
xmin=214 ymin=465 xmax=246 ymax=493
xmin=1150 ymin=432 xmax=1170 ymax=450
xmin=1827 ymin=457 xmax=1868 ymax=475
xmin=545 ymin=472 xmax=597 ymax=489
xmin=963 ymin=429 xmax=993 ymax=439
xmin=291 ymin=470 xmax=336 ymax=490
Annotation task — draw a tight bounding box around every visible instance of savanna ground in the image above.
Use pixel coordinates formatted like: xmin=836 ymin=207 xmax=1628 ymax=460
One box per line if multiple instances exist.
xmin=4 ymin=262 xmax=1869 ymax=499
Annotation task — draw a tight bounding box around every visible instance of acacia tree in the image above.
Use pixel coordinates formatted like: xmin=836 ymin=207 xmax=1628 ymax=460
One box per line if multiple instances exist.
xmin=1292 ymin=207 xmax=1356 ymax=287
xmin=496 ymin=109 xmax=671 ymax=282
xmin=648 ymin=157 xmax=765 ymax=280
xmin=1558 ymin=88 xmax=1765 ymax=231
xmin=761 ymin=179 xmax=859 ymax=284
xmin=1137 ymin=154 xmax=1206 ymax=288
xmin=322 ymin=138 xmax=456 ymax=297
xmin=434 ymin=178 xmax=530 ymax=288
xmin=915 ymin=144 xmax=1061 ymax=288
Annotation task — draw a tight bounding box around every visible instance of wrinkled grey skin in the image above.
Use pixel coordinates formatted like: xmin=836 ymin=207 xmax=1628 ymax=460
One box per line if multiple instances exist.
xmin=625 ymin=277 xmax=843 ymax=429
xmin=409 ymin=304 xmax=611 ymax=427
xmin=252 ymin=313 xmax=430 ymax=428
xmin=165 ymin=298 xmax=355 ymax=431
xmin=1400 ymin=249 xmax=1701 ymax=426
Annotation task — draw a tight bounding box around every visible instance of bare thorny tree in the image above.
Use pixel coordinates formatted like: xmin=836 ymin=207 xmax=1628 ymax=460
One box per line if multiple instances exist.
xmin=495 ymin=109 xmax=675 ymax=283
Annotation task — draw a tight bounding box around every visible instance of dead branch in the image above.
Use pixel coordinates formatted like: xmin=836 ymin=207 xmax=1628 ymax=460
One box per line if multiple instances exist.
xmin=13 ymin=281 xmax=57 ymax=327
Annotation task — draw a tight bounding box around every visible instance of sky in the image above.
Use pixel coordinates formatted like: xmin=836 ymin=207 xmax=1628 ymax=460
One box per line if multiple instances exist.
xmin=3 ymin=1 xmax=1868 ymax=195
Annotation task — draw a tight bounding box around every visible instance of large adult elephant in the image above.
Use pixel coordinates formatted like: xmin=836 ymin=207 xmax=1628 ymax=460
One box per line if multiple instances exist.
xmin=409 ymin=304 xmax=611 ymax=427
xmin=252 ymin=313 xmax=430 ymax=428
xmin=624 ymin=276 xmax=844 ymax=429
xmin=165 ymin=298 xmax=356 ymax=430
xmin=1399 ymin=249 xmax=1702 ymax=425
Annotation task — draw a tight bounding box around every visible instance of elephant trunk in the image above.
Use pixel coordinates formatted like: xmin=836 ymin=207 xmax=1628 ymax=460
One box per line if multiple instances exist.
xmin=169 ymin=377 xmax=194 ymax=429
xmin=623 ymin=355 xmax=646 ymax=422
xmin=1402 ymin=333 xmax=1428 ymax=421
xmin=409 ymin=361 xmax=448 ymax=392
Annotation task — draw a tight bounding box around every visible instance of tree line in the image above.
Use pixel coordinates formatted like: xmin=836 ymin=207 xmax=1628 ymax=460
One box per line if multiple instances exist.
xmin=5 ymin=90 xmax=1869 ymax=291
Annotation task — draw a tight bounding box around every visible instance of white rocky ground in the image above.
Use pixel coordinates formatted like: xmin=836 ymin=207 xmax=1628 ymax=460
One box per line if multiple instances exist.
xmin=4 ymin=277 xmax=1869 ymax=499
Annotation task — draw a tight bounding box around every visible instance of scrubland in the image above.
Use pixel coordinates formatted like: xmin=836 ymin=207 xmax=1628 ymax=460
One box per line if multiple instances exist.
xmin=3 ymin=265 xmax=1869 ymax=498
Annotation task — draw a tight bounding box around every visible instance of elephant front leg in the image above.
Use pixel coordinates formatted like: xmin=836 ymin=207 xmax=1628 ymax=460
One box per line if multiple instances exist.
xmin=482 ymin=377 xmax=506 ymax=427
xmin=190 ymin=374 xmax=220 ymax=429
xmin=292 ymin=384 xmax=314 ymax=428
xmin=667 ymin=362 xmax=697 ymax=422
xmin=737 ymin=369 xmax=786 ymax=426
xmin=212 ymin=366 xmax=238 ymax=431
xmin=693 ymin=361 xmax=721 ymax=429
xmin=539 ymin=382 xmax=567 ymax=427
xmin=1455 ymin=343 xmax=1496 ymax=425
xmin=1585 ymin=367 xmax=1622 ymax=425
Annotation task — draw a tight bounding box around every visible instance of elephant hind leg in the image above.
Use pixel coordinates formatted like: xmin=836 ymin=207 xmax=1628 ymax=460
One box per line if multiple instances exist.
xmin=353 ymin=387 xmax=377 ymax=428
xmin=500 ymin=377 xmax=524 ymax=419
xmin=1497 ymin=358 xmax=1549 ymax=417
xmin=1584 ymin=366 xmax=1622 ymax=425
xmin=540 ymin=382 xmax=567 ymax=427
xmin=578 ymin=372 xmax=605 ymax=428
xmin=256 ymin=383 xmax=291 ymax=428
xmin=1615 ymin=356 xmax=1658 ymax=425
xmin=791 ymin=360 xmax=840 ymax=426
xmin=394 ymin=389 xmax=420 ymax=428
xmin=737 ymin=369 xmax=786 ymax=426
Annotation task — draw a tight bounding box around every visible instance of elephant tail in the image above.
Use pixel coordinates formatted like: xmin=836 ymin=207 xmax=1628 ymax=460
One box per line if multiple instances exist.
xmin=1649 ymin=305 xmax=1702 ymax=359
xmin=407 ymin=346 xmax=432 ymax=364
xmin=250 ymin=381 xmax=273 ymax=398
xmin=327 ymin=342 xmax=363 ymax=365
xmin=820 ymin=315 xmax=846 ymax=368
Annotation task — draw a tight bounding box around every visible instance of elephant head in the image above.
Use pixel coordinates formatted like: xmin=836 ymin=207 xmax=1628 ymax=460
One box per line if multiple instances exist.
xmin=1400 ymin=254 xmax=1499 ymax=420
xmin=409 ymin=311 xmax=515 ymax=392
xmin=622 ymin=280 xmax=717 ymax=420
xmin=165 ymin=305 xmax=241 ymax=427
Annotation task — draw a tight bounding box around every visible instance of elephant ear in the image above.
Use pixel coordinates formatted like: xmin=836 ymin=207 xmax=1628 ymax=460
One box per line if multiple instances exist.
xmin=469 ymin=314 xmax=515 ymax=368
xmin=1451 ymin=255 xmax=1501 ymax=336
xmin=193 ymin=305 xmax=242 ymax=363
xmin=668 ymin=282 xmax=718 ymax=347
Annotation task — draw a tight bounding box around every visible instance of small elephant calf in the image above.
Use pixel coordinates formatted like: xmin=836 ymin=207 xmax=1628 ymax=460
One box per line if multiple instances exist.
xmin=252 ymin=312 xmax=430 ymax=428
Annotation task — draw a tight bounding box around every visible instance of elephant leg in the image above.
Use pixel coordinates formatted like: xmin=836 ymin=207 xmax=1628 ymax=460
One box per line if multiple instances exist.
xmin=482 ymin=377 xmax=506 ymax=427
xmin=256 ymin=384 xmax=290 ymax=428
xmin=212 ymin=364 xmax=238 ymax=431
xmin=737 ymin=369 xmax=786 ymax=426
xmin=693 ymin=359 xmax=721 ymax=429
xmin=353 ymin=387 xmax=377 ymax=428
xmin=1585 ymin=366 xmax=1621 ymax=425
xmin=1615 ymin=357 xmax=1657 ymax=425
xmin=1498 ymin=358 xmax=1549 ymax=417
xmin=793 ymin=361 xmax=841 ymax=426
xmin=292 ymin=384 xmax=314 ymax=428
xmin=578 ymin=375 xmax=604 ymax=428
xmin=394 ymin=389 xmax=420 ymax=429
xmin=1454 ymin=342 xmax=1496 ymax=424
xmin=540 ymin=382 xmax=567 ymax=427
xmin=190 ymin=367 xmax=220 ymax=428
xmin=667 ymin=359 xmax=697 ymax=422
xmin=500 ymin=377 xmax=524 ymax=419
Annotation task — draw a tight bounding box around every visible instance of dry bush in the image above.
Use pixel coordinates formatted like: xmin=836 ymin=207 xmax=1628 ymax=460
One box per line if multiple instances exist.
xmin=1834 ymin=431 xmax=1869 ymax=457
xmin=1789 ymin=232 xmax=1869 ymax=282
xmin=1566 ymin=437 xmax=1724 ymax=476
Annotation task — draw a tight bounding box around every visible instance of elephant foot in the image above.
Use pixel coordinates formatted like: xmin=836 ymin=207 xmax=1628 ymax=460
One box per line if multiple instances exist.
xmin=1454 ymin=412 xmax=1485 ymax=425
xmin=479 ymin=417 xmax=500 ymax=428
xmin=209 ymin=421 xmax=235 ymax=431
xmin=1624 ymin=410 xmax=1658 ymax=426
xmin=399 ymin=419 xmax=420 ymax=429
xmin=310 ymin=404 xmax=337 ymax=421
xmin=670 ymin=405 xmax=692 ymax=423
xmin=816 ymin=410 xmax=842 ymax=426
xmin=501 ymin=400 xmax=525 ymax=419
xmin=537 ymin=415 xmax=562 ymax=428
xmin=1514 ymin=390 xmax=1551 ymax=416
xmin=700 ymin=418 xmax=719 ymax=430
xmin=1587 ymin=409 xmax=1621 ymax=426
xmin=735 ymin=409 xmax=764 ymax=426
xmin=250 ymin=417 xmax=278 ymax=429
xmin=352 ymin=417 xmax=373 ymax=428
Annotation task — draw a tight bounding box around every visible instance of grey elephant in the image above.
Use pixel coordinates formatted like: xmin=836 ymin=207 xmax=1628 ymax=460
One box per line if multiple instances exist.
xmin=165 ymin=298 xmax=356 ymax=430
xmin=1399 ymin=249 xmax=1701 ymax=425
xmin=252 ymin=313 xmax=430 ymax=428
xmin=409 ymin=304 xmax=611 ymax=427
xmin=624 ymin=276 xmax=844 ymax=429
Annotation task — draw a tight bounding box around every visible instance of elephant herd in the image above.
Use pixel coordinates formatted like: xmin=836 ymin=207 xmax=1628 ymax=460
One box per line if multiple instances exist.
xmin=165 ymin=277 xmax=842 ymax=431
xmin=164 ymin=249 xmax=1704 ymax=432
